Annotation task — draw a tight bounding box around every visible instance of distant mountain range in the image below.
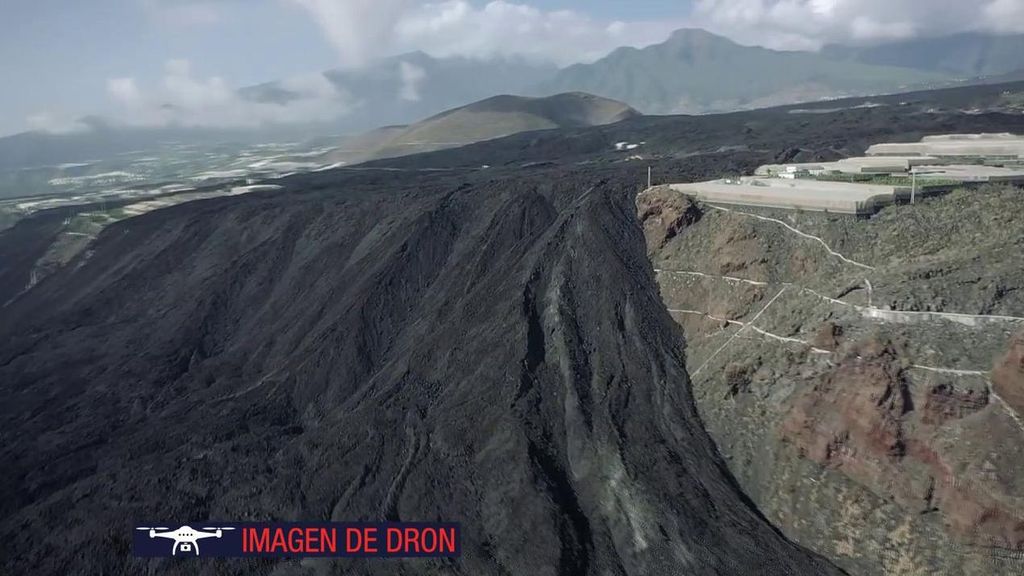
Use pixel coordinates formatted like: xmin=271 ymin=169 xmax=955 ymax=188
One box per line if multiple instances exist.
xmin=310 ymin=29 xmax=1024 ymax=122
xmin=325 ymin=92 xmax=638 ymax=165
xmin=543 ymin=28 xmax=950 ymax=115
xmin=297 ymin=29 xmax=1024 ymax=121
xmin=821 ymin=32 xmax=1024 ymax=78
xmin=1 ymin=29 xmax=1022 ymax=172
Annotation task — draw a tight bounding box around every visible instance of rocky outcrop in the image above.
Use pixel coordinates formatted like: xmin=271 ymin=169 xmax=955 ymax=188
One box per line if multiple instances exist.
xmin=993 ymin=331 xmax=1024 ymax=415
xmin=780 ymin=338 xmax=914 ymax=489
xmin=921 ymin=383 xmax=988 ymax=426
xmin=709 ymin=219 xmax=772 ymax=278
xmin=811 ymin=321 xmax=844 ymax=352
xmin=635 ymin=186 xmax=701 ymax=250
xmin=644 ymin=184 xmax=1024 ymax=574
xmin=779 ymin=337 xmax=1024 ymax=550
xmin=934 ymin=475 xmax=1024 ymax=551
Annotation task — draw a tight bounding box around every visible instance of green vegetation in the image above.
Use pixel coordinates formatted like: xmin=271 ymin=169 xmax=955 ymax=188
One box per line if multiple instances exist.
xmin=1001 ymin=91 xmax=1024 ymax=110
xmin=912 ymin=178 xmax=962 ymax=187
xmin=801 ymin=172 xmax=960 ymax=187
xmin=62 ymin=208 xmax=133 ymax=234
xmin=66 ymin=214 xmax=108 ymax=235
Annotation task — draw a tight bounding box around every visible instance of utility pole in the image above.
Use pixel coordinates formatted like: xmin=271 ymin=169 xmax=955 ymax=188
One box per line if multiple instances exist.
xmin=647 ymin=166 xmax=652 ymax=189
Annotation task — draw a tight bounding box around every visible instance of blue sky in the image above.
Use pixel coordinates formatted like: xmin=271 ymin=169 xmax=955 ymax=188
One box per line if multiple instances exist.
xmin=1 ymin=0 xmax=1021 ymax=136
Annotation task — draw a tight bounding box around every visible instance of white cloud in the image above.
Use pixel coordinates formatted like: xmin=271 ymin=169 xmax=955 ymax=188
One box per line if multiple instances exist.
xmin=984 ymin=0 xmax=1024 ymax=33
xmin=289 ymin=0 xmax=682 ymax=67
xmin=284 ymin=0 xmax=1024 ymax=70
xmin=398 ymin=61 xmax=427 ymax=101
xmin=107 ymin=78 xmax=143 ymax=106
xmin=289 ymin=0 xmax=415 ymax=67
xmin=691 ymin=0 xmax=1024 ymax=50
xmin=141 ymin=0 xmax=223 ymax=27
xmin=25 ymin=112 xmax=91 ymax=135
xmin=105 ymin=59 xmax=354 ymax=129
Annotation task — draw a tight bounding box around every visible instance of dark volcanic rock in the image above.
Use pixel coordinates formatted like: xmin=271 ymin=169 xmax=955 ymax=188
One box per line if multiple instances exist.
xmin=0 ymin=209 xmax=65 ymax=305
xmin=0 ymin=171 xmax=840 ymax=575
xmin=12 ymin=81 xmax=1024 ymax=576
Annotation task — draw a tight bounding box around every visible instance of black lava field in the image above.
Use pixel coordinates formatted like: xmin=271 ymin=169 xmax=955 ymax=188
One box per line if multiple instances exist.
xmin=3 ymin=81 xmax=1024 ymax=575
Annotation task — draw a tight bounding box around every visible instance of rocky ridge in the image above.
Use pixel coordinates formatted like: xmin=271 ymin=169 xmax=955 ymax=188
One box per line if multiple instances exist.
xmin=0 ymin=168 xmax=842 ymax=575
xmin=640 ymin=184 xmax=1024 ymax=575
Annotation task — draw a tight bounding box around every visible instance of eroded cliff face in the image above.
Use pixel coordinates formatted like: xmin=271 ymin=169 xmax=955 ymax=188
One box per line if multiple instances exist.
xmin=994 ymin=333 xmax=1024 ymax=415
xmin=639 ymin=184 xmax=1024 ymax=575
xmin=780 ymin=337 xmax=1024 ymax=551
xmin=635 ymin=187 xmax=702 ymax=249
xmin=0 ymin=169 xmax=843 ymax=576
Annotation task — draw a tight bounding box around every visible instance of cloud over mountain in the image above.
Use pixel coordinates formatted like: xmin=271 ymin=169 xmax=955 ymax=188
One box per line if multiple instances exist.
xmin=289 ymin=0 xmax=681 ymax=67
xmin=13 ymin=0 xmax=1024 ymax=135
xmin=103 ymin=59 xmax=353 ymax=129
xmin=692 ymin=0 xmax=1024 ymax=50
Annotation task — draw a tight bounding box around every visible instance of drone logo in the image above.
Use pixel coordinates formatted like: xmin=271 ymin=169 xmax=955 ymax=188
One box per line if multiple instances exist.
xmin=135 ymin=525 xmax=236 ymax=556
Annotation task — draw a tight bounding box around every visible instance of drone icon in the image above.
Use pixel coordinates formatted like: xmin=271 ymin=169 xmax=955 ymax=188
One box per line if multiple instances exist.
xmin=136 ymin=525 xmax=236 ymax=556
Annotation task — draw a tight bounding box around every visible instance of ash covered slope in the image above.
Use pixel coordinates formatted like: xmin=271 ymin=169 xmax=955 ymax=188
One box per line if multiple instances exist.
xmin=0 ymin=169 xmax=839 ymax=575
xmin=327 ymin=92 xmax=638 ymax=165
